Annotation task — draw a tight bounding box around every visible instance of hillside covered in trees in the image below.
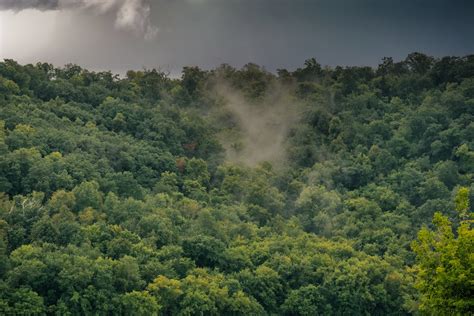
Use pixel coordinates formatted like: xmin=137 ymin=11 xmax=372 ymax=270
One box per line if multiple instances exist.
xmin=0 ymin=53 xmax=473 ymax=315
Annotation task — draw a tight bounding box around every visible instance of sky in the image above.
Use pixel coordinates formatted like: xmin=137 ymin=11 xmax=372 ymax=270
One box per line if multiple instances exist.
xmin=0 ymin=0 xmax=473 ymax=75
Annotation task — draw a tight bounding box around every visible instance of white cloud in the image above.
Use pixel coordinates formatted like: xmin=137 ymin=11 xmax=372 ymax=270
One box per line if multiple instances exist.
xmin=0 ymin=0 xmax=158 ymax=39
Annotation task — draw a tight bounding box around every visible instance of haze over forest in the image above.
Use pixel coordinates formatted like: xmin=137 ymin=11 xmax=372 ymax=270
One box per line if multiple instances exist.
xmin=0 ymin=1 xmax=473 ymax=315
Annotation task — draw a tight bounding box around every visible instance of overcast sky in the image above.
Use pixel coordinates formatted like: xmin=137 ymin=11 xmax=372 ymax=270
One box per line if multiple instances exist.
xmin=0 ymin=0 xmax=473 ymax=75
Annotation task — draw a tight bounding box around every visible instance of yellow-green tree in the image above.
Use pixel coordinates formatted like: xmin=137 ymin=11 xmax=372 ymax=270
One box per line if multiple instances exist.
xmin=412 ymin=187 xmax=473 ymax=314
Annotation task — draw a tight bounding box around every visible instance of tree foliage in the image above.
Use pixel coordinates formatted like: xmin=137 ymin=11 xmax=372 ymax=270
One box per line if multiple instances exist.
xmin=0 ymin=53 xmax=472 ymax=314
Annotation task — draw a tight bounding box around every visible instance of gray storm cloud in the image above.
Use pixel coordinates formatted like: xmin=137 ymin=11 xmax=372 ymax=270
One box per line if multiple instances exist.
xmin=0 ymin=0 xmax=158 ymax=39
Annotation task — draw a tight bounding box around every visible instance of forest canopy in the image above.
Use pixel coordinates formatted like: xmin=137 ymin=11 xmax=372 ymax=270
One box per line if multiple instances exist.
xmin=0 ymin=53 xmax=473 ymax=315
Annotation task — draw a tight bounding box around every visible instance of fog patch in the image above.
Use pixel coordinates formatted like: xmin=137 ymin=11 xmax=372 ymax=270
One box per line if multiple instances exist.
xmin=212 ymin=83 xmax=301 ymax=166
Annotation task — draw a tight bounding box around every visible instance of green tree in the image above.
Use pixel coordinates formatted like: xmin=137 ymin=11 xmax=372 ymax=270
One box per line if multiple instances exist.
xmin=282 ymin=285 xmax=332 ymax=316
xmin=412 ymin=187 xmax=473 ymax=314
xmin=72 ymin=180 xmax=103 ymax=212
xmin=121 ymin=291 xmax=161 ymax=316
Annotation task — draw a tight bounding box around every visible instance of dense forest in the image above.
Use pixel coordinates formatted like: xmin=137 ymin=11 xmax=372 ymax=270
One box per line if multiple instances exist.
xmin=0 ymin=53 xmax=472 ymax=315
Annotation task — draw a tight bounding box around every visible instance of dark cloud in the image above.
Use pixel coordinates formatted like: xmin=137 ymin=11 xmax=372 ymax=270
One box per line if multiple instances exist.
xmin=1 ymin=0 xmax=473 ymax=73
